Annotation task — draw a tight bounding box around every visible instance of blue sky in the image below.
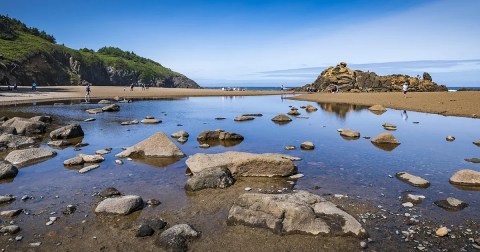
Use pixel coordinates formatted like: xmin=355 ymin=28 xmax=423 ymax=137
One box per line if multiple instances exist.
xmin=1 ymin=0 xmax=479 ymax=87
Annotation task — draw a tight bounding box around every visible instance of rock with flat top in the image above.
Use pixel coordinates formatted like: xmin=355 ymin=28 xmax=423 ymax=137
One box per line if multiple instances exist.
xmin=186 ymin=151 xmax=298 ymax=177
xmin=64 ymin=156 xmax=84 ymax=166
xmin=396 ymin=172 xmax=430 ymax=188
xmin=102 ymin=104 xmax=120 ymax=112
xmin=340 ymin=128 xmax=360 ymax=138
xmin=79 ymin=164 xmax=100 ymax=174
xmin=300 ymin=141 xmax=315 ymax=150
xmin=98 ymin=100 xmax=112 ymax=104
xmin=47 ymin=140 xmax=71 ymax=147
xmin=95 ymin=195 xmax=143 ymax=215
xmin=49 ymin=124 xmax=84 ymax=140
xmin=78 ymin=154 xmax=105 ymax=163
xmin=382 ymin=123 xmax=397 ymax=131
xmin=234 ymin=116 xmax=255 ymax=121
xmin=0 ymin=162 xmax=18 ymax=180
xmin=141 ymin=118 xmax=161 ymax=124
xmin=5 ymin=148 xmax=56 ymax=166
xmin=368 ymin=105 xmax=387 ymax=112
xmin=449 ymin=169 xmax=480 ymax=187
xmin=86 ymin=108 xmax=103 ymax=114
xmin=227 ymin=190 xmax=366 ymax=237
xmin=197 ymin=130 xmax=244 ymax=141
xmin=116 ymin=132 xmax=185 ymax=158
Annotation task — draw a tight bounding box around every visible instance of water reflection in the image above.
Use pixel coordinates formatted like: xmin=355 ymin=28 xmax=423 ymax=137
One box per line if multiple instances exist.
xmin=318 ymin=103 xmax=368 ymax=119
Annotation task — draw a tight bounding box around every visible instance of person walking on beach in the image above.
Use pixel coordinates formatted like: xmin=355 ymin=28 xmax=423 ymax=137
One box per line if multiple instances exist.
xmin=85 ymin=83 xmax=91 ymax=102
xmin=402 ymin=81 xmax=409 ymax=98
xmin=130 ymin=83 xmax=134 ymax=91
xmin=31 ymin=82 xmax=37 ymax=91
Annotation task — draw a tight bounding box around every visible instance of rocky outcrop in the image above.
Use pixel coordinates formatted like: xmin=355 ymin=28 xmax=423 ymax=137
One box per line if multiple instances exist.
xmin=116 ymin=132 xmax=185 ymax=158
xmin=5 ymin=148 xmax=57 ymax=166
xmin=301 ymin=62 xmax=447 ymax=92
xmin=186 ymin=152 xmax=298 ymax=177
xmin=227 ymin=191 xmax=367 ymax=237
xmin=49 ymin=124 xmax=84 ymax=140
xmin=95 ymin=195 xmax=143 ymax=215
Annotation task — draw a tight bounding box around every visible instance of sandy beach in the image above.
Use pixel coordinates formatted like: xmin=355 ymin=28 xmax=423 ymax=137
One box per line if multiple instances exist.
xmin=291 ymin=91 xmax=480 ymax=118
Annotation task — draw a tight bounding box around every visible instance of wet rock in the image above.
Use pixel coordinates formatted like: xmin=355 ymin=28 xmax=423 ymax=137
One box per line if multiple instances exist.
xmin=382 ymin=123 xmax=397 ymax=131
xmin=29 ymin=242 xmax=41 ymax=247
xmin=146 ymin=199 xmax=161 ymax=206
xmin=95 ymin=195 xmax=143 ymax=215
xmin=371 ymin=133 xmax=400 ymax=145
xmin=185 ymin=167 xmax=235 ymax=191
xmin=434 ymin=197 xmax=468 ymax=211
xmin=2 ymin=117 xmax=47 ymax=135
xmin=116 ymin=132 xmax=185 ymax=158
xmin=30 ymin=115 xmax=52 ymax=123
xmin=227 ymin=190 xmax=366 ymax=237
xmin=340 ymin=128 xmax=360 ymax=138
xmin=0 ymin=225 xmax=20 ymax=234
xmin=63 ymin=205 xmax=77 ymax=215
xmin=300 ymin=141 xmax=315 ymax=150
xmin=141 ymin=218 xmax=167 ymax=230
xmin=86 ymin=108 xmax=104 ymax=114
xmin=63 ymin=156 xmax=84 ymax=166
xmin=242 ymin=113 xmax=263 ymax=117
xmin=287 ymin=110 xmax=301 ymax=116
xmin=75 ymin=142 xmax=89 ymax=148
xmin=155 ymin=224 xmax=200 ymax=252
xmin=100 ymin=187 xmax=122 ymax=198
xmin=177 ymin=136 xmax=188 ymax=143
xmin=79 ymin=164 xmax=100 ymax=174
xmin=46 ymin=216 xmax=58 ymax=225
xmin=403 ymin=194 xmax=425 ymax=204
xmin=115 ymin=159 xmax=123 ymax=165
xmin=464 ymin=158 xmax=480 ymax=163
xmin=15 ymin=236 xmax=23 ymax=241
xmin=474 ymin=140 xmax=480 ymax=147
xmin=84 ymin=118 xmax=96 ymax=122
xmin=121 ymin=121 xmax=133 ymax=125
xmin=234 ymin=116 xmax=255 ymax=121
xmin=449 ymin=169 xmax=480 ymax=186
xmin=0 ymin=134 xmax=36 ymax=149
xmin=145 ymin=115 xmax=155 ymax=119
xmin=363 ymin=136 xmax=371 ymax=139
xmin=0 ymin=195 xmax=16 ymax=203
xmin=5 ymin=148 xmax=56 ymax=166
xmin=396 ymin=172 xmax=430 ymax=188
xmin=284 ymin=145 xmax=296 ymax=150
xmin=0 ymin=209 xmax=22 ymax=218
xmin=0 ymin=125 xmax=17 ymax=135
xmin=50 ymin=124 xmax=84 ymax=140
xmin=436 ymin=227 xmax=448 ymax=237
xmin=199 ymin=143 xmax=210 ymax=148
xmin=368 ymin=105 xmax=387 ymax=112
xmin=136 ymin=223 xmax=155 ymax=237
xmin=171 ymin=130 xmax=189 ymax=139
xmin=446 ymin=135 xmax=455 ymax=142
xmin=215 ymin=117 xmax=226 ymax=120
xmin=78 ymin=154 xmax=105 ymax=163
xmin=186 ymin=151 xmax=298 ymax=177
xmin=141 ymin=118 xmax=161 ymax=124
xmin=96 ymin=149 xmax=111 ymax=155
xmin=305 ymin=104 xmax=318 ymax=112
xmin=271 ymin=114 xmax=292 ymax=123
xmin=289 ymin=173 xmax=304 ymax=179
xmin=98 ymin=100 xmax=112 ymax=104
xmin=197 ymin=130 xmax=244 ymax=141
xmin=102 ymin=104 xmax=120 ymax=112
xmin=402 ymin=202 xmax=414 ymax=208
xmin=0 ymin=162 xmax=18 ymax=180
xmin=47 ymin=140 xmax=71 ymax=147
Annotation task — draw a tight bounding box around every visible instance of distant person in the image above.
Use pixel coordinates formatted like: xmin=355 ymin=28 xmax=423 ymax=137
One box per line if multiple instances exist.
xmin=403 ymin=82 xmax=409 ymax=98
xmin=141 ymin=83 xmax=145 ymax=91
xmin=13 ymin=83 xmax=17 ymax=91
xmin=401 ymin=110 xmax=408 ymax=121
xmin=130 ymin=83 xmax=134 ymax=91
xmin=281 ymin=84 xmax=284 ymax=91
xmin=85 ymin=83 xmax=91 ymax=102
xmin=32 ymin=82 xmax=37 ymax=91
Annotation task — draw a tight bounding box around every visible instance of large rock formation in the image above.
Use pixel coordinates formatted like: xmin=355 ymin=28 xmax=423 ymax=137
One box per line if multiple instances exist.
xmin=302 ymin=62 xmax=447 ymax=92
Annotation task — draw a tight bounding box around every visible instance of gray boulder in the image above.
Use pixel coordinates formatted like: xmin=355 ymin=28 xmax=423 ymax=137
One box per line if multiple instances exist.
xmin=49 ymin=124 xmax=84 ymax=140
xmin=2 ymin=117 xmax=47 ymax=135
xmin=185 ymin=167 xmax=235 ymax=191
xmin=227 ymin=191 xmax=366 ymax=237
xmin=0 ymin=162 xmax=18 ymax=180
xmin=95 ymin=195 xmax=143 ymax=215
xmin=102 ymin=104 xmax=120 ymax=112
xmin=155 ymin=224 xmax=200 ymax=252
xmin=186 ymin=151 xmax=298 ymax=177
xmin=449 ymin=169 xmax=480 ymax=187
xmin=197 ymin=129 xmax=244 ymax=141
xmin=5 ymin=148 xmax=56 ymax=166
xmin=47 ymin=140 xmax=71 ymax=147
xmin=0 ymin=134 xmax=36 ymax=149
xmin=116 ymin=132 xmax=185 ymax=158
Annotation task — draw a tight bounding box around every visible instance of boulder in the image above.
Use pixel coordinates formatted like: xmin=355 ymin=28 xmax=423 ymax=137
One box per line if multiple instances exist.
xmin=171 ymin=130 xmax=189 ymax=138
xmin=197 ymin=130 xmax=244 ymax=141
xmin=434 ymin=197 xmax=468 ymax=211
xmin=95 ymin=195 xmax=143 ymax=215
xmin=339 ymin=128 xmax=360 ymax=138
xmin=368 ymin=105 xmax=387 ymax=112
xmin=474 ymin=140 xmax=480 ymax=147
xmin=63 ymin=156 xmax=84 ymax=166
xmin=0 ymin=126 xmax=17 ymax=135
xmin=449 ymin=169 xmax=480 ymax=186
xmin=86 ymin=108 xmax=103 ymax=114
xmin=155 ymin=224 xmax=200 ymax=252
xmin=0 ymin=162 xmax=18 ymax=180
xmin=0 ymin=134 xmax=36 ymax=149
xmin=141 ymin=118 xmax=161 ymax=124
xmin=185 ymin=167 xmax=235 ymax=191
xmin=102 ymin=104 xmax=120 ymax=112
xmin=382 ymin=123 xmax=397 ymax=131
xmin=186 ymin=151 xmax=298 ymax=177
xmin=305 ymin=105 xmax=318 ymax=112
xmin=30 ymin=115 xmax=52 ymax=123
xmin=116 ymin=132 xmax=185 ymax=158
xmin=98 ymin=100 xmax=112 ymax=104
xmin=234 ymin=116 xmax=255 ymax=121
xmin=465 ymin=158 xmax=480 ymax=163
xmin=99 ymin=187 xmax=121 ymax=198
xmin=271 ymin=114 xmax=292 ymax=122
xmin=371 ymin=133 xmax=400 ymax=144
xmin=5 ymin=148 xmax=56 ymax=166
xmin=2 ymin=117 xmax=47 ymax=135
xmin=300 ymin=141 xmax=315 ymax=150
xmin=47 ymin=140 xmax=71 ymax=147
xmin=227 ymin=191 xmax=366 ymax=237
xmin=49 ymin=124 xmax=84 ymax=140
xmin=396 ymin=172 xmax=430 ymax=188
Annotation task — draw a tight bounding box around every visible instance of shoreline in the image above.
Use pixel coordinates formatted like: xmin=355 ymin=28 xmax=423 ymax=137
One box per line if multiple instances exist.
xmin=290 ymin=91 xmax=480 ymax=118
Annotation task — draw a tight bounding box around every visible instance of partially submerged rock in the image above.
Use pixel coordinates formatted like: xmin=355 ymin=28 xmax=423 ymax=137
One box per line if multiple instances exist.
xmin=0 ymin=195 xmax=15 ymax=203
xmin=86 ymin=108 xmax=103 ymax=114
xmin=368 ymin=105 xmax=387 ymax=112
xmin=185 ymin=167 xmax=235 ymax=191
xmin=403 ymin=194 xmax=425 ymax=204
xmin=0 ymin=134 xmax=36 ymax=149
xmin=141 ymin=118 xmax=161 ymax=124
xmin=155 ymin=224 xmax=200 ymax=252
xmin=271 ymin=114 xmax=292 ymax=123
xmin=116 ymin=132 xmax=185 ymax=158
xmin=446 ymin=135 xmax=455 ymax=142
xmin=47 ymin=140 xmax=72 ymax=147
xmin=5 ymin=148 xmax=56 ymax=166
xmin=171 ymin=130 xmax=189 ymax=138
xmin=0 ymin=209 xmax=22 ymax=218
xmin=227 ymin=190 xmax=366 ymax=237
xmin=49 ymin=124 xmax=84 ymax=140
xmin=0 ymin=225 xmax=20 ymax=234
xmin=186 ymin=151 xmax=298 ymax=177
xmin=95 ymin=195 xmax=143 ymax=215
xmin=300 ymin=141 xmax=315 ymax=150
xmin=305 ymin=104 xmax=318 ymax=112
xmin=396 ymin=172 xmax=430 ymax=188
xmin=197 ymin=130 xmax=244 ymax=145
xmin=339 ymin=128 xmax=360 ymax=139
xmin=30 ymin=115 xmax=52 ymax=123
xmin=287 ymin=109 xmax=301 ymax=116
xmin=98 ymin=100 xmax=112 ymax=104
xmin=371 ymin=133 xmax=400 ymax=151
xmin=434 ymin=197 xmax=468 ymax=211
xmin=473 ymin=140 xmax=480 ymax=147
xmin=79 ymin=164 xmax=100 ymax=174
xmin=0 ymin=162 xmax=18 ymax=180
xmin=2 ymin=117 xmax=47 ymax=135
xmin=382 ymin=123 xmax=397 ymax=131
xmin=242 ymin=113 xmax=263 ymax=117
xmin=234 ymin=116 xmax=255 ymax=121
xmin=449 ymin=169 xmax=480 ymax=187
xmin=102 ymin=104 xmax=120 ymax=112
xmin=465 ymin=158 xmax=480 ymax=163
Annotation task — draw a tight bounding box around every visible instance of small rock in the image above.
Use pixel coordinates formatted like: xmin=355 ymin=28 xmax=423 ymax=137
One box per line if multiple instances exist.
xmin=15 ymin=235 xmax=23 ymax=241
xmin=215 ymin=117 xmax=226 ymax=120
xmin=473 ymin=140 xmax=480 ymax=147
xmin=135 ymin=224 xmax=155 ymax=237
xmin=171 ymin=130 xmax=189 ymax=138
xmin=46 ymin=216 xmax=58 ymax=226
xmin=368 ymin=105 xmax=387 ymax=112
xmin=141 ymin=118 xmax=161 ymax=124
xmin=436 ymin=227 xmax=448 ymax=237
xmin=146 ymin=199 xmax=161 ymax=206
xmin=63 ymin=205 xmax=77 ymax=215
xmin=289 ymin=174 xmax=304 ymax=179
xmin=95 ymin=195 xmax=143 ymax=215
xmin=199 ymin=144 xmax=210 ymax=148
xmin=360 ymin=241 xmax=367 ymax=249
xmin=396 ymin=172 xmax=430 ymax=188
xmin=434 ymin=197 xmax=469 ymax=211
xmin=300 ymin=141 xmax=314 ymax=150
xmin=0 ymin=209 xmax=22 ymax=218
xmin=245 ymin=187 xmax=252 ymax=191
xmin=382 ymin=123 xmax=397 ymax=131
xmin=115 ymin=160 xmax=124 ymax=165
xmin=234 ymin=116 xmax=255 ymax=121
xmin=0 ymin=225 xmax=20 ymax=234
xmin=402 ymin=202 xmax=414 ymax=208
xmin=404 ymin=194 xmax=425 ymax=204
xmin=449 ymin=169 xmax=480 ymax=186
xmin=30 ymin=242 xmax=41 ymax=247
xmin=95 ymin=149 xmax=111 ymax=155
xmin=0 ymin=195 xmax=16 ymax=203
xmin=84 ymin=118 xmax=96 ymax=122
xmin=177 ymin=136 xmax=188 ymax=143
xmin=99 ymin=187 xmax=122 ymax=198
xmin=79 ymin=164 xmax=100 ymax=174
xmin=284 ymin=145 xmax=296 ymax=150
xmin=446 ymin=135 xmax=455 ymax=141
xmin=0 ymin=162 xmax=18 ymax=180
xmin=464 ymin=158 xmax=480 ymax=163
xmin=155 ymin=224 xmax=199 ymax=251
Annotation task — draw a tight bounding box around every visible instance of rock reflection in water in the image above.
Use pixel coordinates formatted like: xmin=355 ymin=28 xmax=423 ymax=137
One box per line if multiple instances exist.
xmin=371 ymin=142 xmax=400 ymax=152
xmin=318 ymin=103 xmax=368 ymax=119
xmin=197 ymin=139 xmax=243 ymax=147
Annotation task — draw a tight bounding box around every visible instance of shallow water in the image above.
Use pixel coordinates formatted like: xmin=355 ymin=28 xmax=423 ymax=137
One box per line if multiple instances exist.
xmin=0 ymin=95 xmax=479 ymax=250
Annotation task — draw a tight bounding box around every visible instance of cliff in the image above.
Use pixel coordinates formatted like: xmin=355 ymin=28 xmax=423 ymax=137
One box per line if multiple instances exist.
xmin=302 ymin=62 xmax=447 ymax=92
xmin=0 ymin=16 xmax=200 ymax=88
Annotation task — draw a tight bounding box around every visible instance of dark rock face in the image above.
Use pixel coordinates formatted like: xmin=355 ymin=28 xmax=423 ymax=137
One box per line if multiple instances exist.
xmin=434 ymin=197 xmax=468 ymax=211
xmin=50 ymin=124 xmax=84 ymax=140
xmin=0 ymin=161 xmax=18 ymax=180
xmin=301 ymin=62 xmax=447 ymax=92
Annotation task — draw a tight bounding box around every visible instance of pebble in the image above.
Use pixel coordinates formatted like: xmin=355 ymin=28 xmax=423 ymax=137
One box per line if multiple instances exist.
xmin=360 ymin=241 xmax=367 ymax=249
xmin=436 ymin=227 xmax=448 ymax=237
xmin=402 ymin=202 xmax=414 ymax=208
xmin=46 ymin=216 xmax=58 ymax=226
xmin=30 ymin=242 xmax=41 ymax=247
xmin=115 ymin=159 xmax=123 ymax=165
xmin=244 ymin=187 xmax=252 ymax=191
xmin=15 ymin=236 xmax=22 ymax=241
xmin=21 ymin=195 xmax=32 ymax=201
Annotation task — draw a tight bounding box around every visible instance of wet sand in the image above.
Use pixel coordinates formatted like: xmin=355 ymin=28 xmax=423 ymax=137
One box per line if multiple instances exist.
xmin=291 ymin=91 xmax=480 ymax=118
